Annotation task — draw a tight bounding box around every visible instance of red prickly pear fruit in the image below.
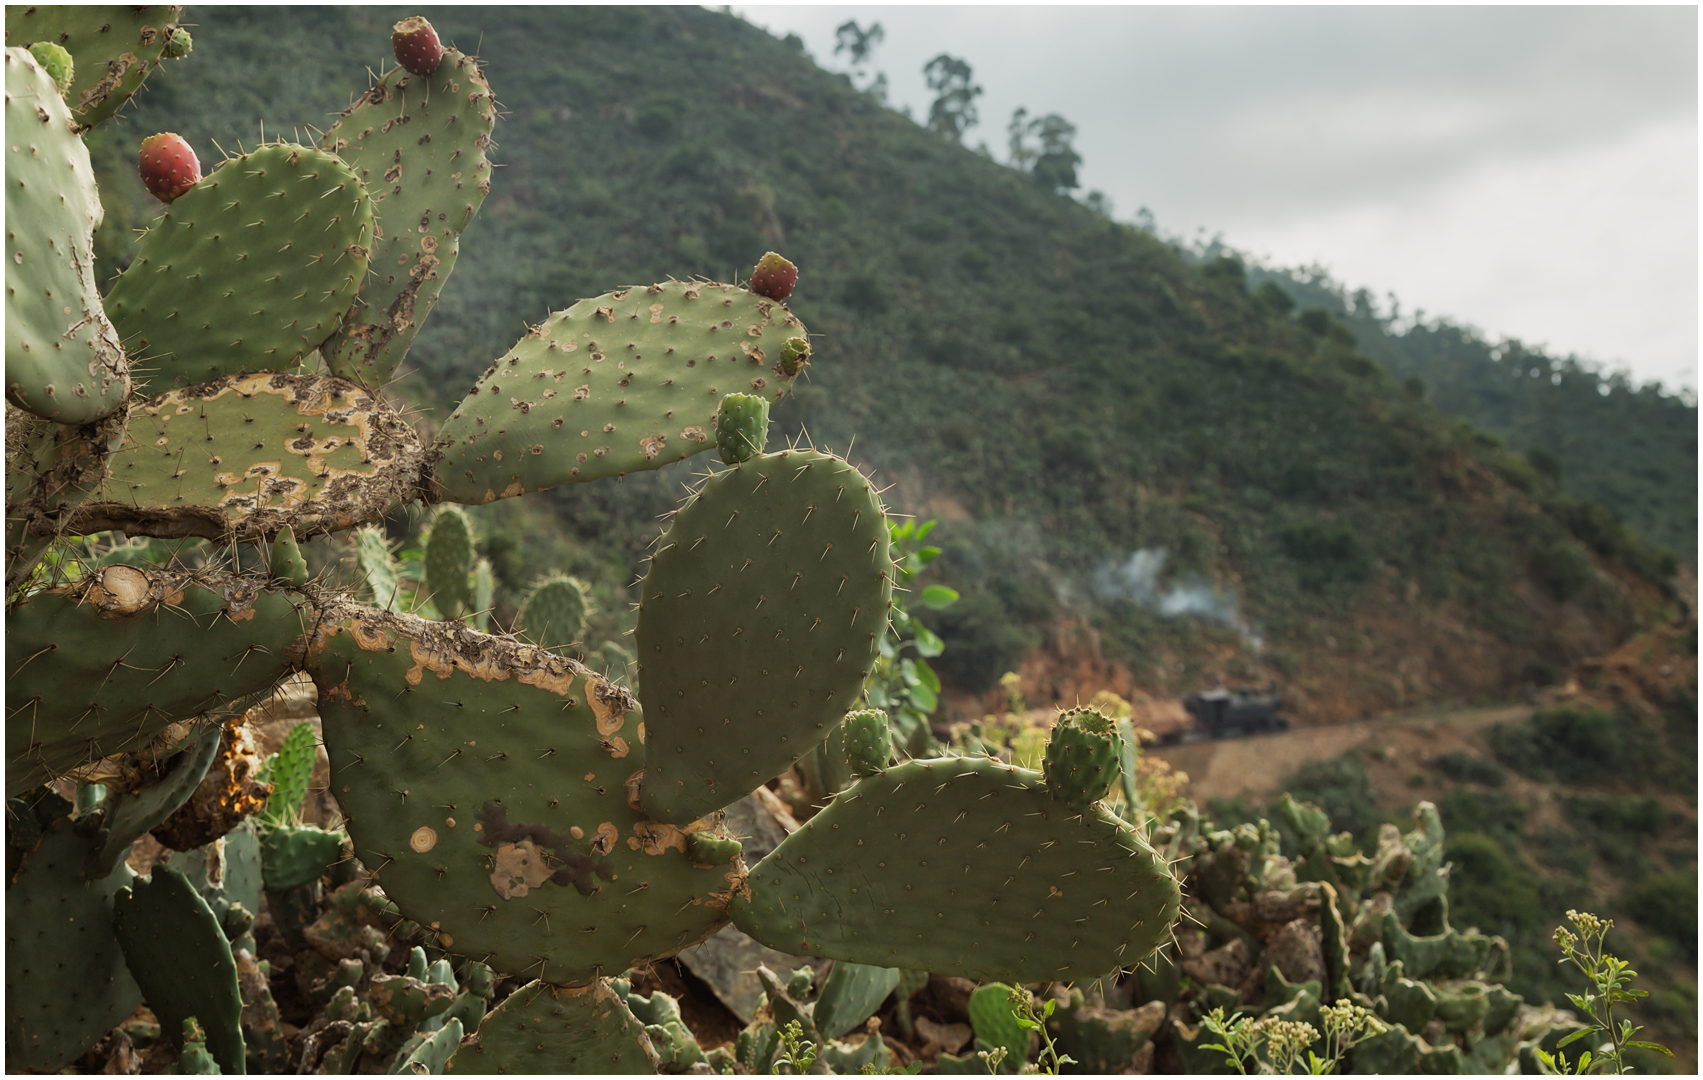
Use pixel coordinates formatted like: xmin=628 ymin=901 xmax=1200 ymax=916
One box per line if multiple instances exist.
xmin=392 ymin=17 xmax=445 ymax=77
xmin=137 ymin=133 xmax=201 ymax=204
xmin=749 ymin=252 xmax=798 ymax=301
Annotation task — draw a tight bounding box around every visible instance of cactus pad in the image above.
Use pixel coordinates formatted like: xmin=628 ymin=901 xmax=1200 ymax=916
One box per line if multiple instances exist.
xmin=842 ymin=709 xmax=892 ymax=778
xmin=64 ymin=373 xmax=424 ymax=542
xmin=446 ymin=979 xmax=658 ymax=1073
xmin=104 ymin=143 xmax=374 ymax=388
xmin=433 ymin=281 xmax=809 ymax=504
xmin=319 ymin=49 xmax=495 ymax=386
xmin=730 ymin=756 xmax=1181 ymax=983
xmin=4 ymin=6 xmax=182 ymax=131
xmin=5 ymin=566 xmax=306 ymax=792
xmin=515 ymin=573 xmax=591 ymax=651
xmin=715 ymin=391 xmax=770 ymax=465
xmin=424 ymin=505 xmax=476 ymax=621
xmin=310 ymin=606 xmax=744 ymax=983
xmin=113 ymin=864 xmax=246 ymax=1073
xmin=1042 ymin=707 xmax=1121 ymax=812
xmin=5 ymin=47 xmax=130 ymax=424
xmin=82 ymin=719 xmax=223 ymax=879
xmin=636 ymin=448 xmax=892 ymax=824
xmin=5 ymin=814 xmax=143 ymax=1072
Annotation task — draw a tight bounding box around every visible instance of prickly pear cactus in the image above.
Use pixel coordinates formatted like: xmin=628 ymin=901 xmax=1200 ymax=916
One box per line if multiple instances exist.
xmin=4 ymin=6 xmax=187 ymax=131
xmin=2 ymin=12 xmax=1193 ymax=1072
xmin=516 ymin=572 xmax=592 ymax=651
xmin=4 ymin=47 xmax=130 ymax=424
xmin=103 ymin=144 xmax=376 ymax=388
xmin=433 ymin=281 xmax=809 ymax=503
xmin=317 ymin=44 xmax=495 ymax=386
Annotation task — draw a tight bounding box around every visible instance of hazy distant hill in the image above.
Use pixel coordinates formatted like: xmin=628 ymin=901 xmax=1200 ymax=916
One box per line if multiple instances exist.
xmin=1241 ymin=258 xmax=1696 ymax=556
xmin=86 ymin=5 xmax=1683 ymax=722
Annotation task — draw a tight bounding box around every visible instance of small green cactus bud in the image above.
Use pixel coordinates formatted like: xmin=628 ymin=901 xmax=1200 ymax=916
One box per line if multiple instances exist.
xmin=1041 ymin=706 xmax=1121 ymax=812
xmin=842 ymin=709 xmax=891 ymax=777
xmin=27 ymin=42 xmax=73 ymax=98
xmin=687 ymin=832 xmax=743 ymax=867
xmin=715 ymin=392 xmax=770 ymax=464
xmin=777 ymin=336 xmax=812 ymax=378
xmin=161 ymin=26 xmax=193 ymax=60
xmin=270 ymin=527 xmax=309 ymax=587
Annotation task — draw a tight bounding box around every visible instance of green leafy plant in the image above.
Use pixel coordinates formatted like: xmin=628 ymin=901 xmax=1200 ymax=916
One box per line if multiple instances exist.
xmin=771 ymin=1019 xmax=819 ymax=1075
xmin=1534 ymin=911 xmax=1673 ymax=1075
xmin=865 ymin=518 xmax=958 ymax=751
xmin=1009 ymin=986 xmax=1075 ymax=1075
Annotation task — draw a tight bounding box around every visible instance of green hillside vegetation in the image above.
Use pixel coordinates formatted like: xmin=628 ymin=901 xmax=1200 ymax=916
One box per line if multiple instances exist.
xmin=1243 ymin=258 xmax=1697 ymax=556
xmin=85 ymin=6 xmax=1680 ymax=716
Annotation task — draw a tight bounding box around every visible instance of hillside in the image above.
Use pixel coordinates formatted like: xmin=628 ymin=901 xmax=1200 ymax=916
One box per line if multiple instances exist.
xmin=1242 ymin=258 xmax=1697 ymax=557
xmin=83 ymin=5 xmax=1684 ymax=724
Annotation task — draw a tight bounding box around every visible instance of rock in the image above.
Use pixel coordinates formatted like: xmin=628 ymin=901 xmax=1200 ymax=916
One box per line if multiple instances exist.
xmin=1179 ymin=938 xmax=1250 ymax=988
xmin=1264 ymin=917 xmax=1326 ymax=986
xmin=676 ymin=923 xmax=822 ymax=1024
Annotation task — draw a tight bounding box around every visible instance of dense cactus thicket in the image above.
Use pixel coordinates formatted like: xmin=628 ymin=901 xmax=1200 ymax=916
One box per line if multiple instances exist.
xmin=4 ymin=8 xmax=1181 ymax=1072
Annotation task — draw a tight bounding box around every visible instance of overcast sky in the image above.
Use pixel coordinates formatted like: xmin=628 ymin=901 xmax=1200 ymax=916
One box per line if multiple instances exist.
xmin=735 ymin=5 xmax=1698 ymax=395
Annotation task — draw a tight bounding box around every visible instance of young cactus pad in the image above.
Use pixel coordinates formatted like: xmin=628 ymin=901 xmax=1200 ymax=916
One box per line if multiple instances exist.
xmin=715 ymin=391 xmax=770 ymax=464
xmin=318 ymin=47 xmax=495 ymax=386
xmin=433 ymin=281 xmax=808 ymax=503
xmin=1042 ymin=706 xmax=1122 ymax=812
xmin=310 ymin=607 xmax=744 ymax=982
xmin=65 ymin=373 xmax=425 ymax=542
xmin=103 ymin=143 xmax=375 ymax=388
xmin=636 ymin=448 xmax=893 ymax=824
xmin=516 ymin=573 xmax=591 ymax=651
xmin=423 ymin=505 xmax=476 ymax=620
xmin=842 ymin=708 xmax=893 ymax=778
xmin=730 ymin=756 xmax=1181 ymax=983
xmin=5 ymin=48 xmax=131 ymax=424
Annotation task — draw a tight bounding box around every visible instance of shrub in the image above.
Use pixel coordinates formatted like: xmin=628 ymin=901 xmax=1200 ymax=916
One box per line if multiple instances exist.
xmin=1490 ymin=705 xmax=1663 ymax=787
xmin=1624 ymin=873 xmax=1697 ymax=960
xmin=1431 ymin=750 xmax=1506 ymax=787
xmin=1444 ymin=832 xmax=1547 ymax=938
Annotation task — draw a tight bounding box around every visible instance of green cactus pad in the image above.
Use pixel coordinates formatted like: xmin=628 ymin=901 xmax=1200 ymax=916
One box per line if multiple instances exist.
xmin=842 ymin=709 xmax=893 ymax=778
xmin=637 ymin=448 xmax=892 ymax=824
xmin=318 ymin=49 xmax=495 ymax=386
xmin=5 ymin=814 xmax=143 ymax=1072
xmin=104 ymin=143 xmax=375 ymax=388
xmin=270 ymin=526 xmax=309 ymax=586
xmin=515 ymin=572 xmax=590 ymax=651
xmin=4 ymin=6 xmax=181 ymax=131
xmin=434 ymin=281 xmax=809 ymax=504
xmin=5 ymin=566 xmax=305 ymax=792
xmin=398 ymin=1017 xmax=464 ymax=1074
xmin=814 ymin=962 xmax=900 ymax=1041
xmin=353 ymin=525 xmax=403 ymax=611
xmin=424 ymin=505 xmax=476 ymax=620
xmin=446 ymin=979 xmax=658 ymax=1074
xmin=260 ymin=823 xmax=345 ymax=891
xmin=113 ymin=864 xmax=246 ymax=1074
xmin=968 ymin=983 xmax=1030 ymax=1067
xmin=1042 ymin=706 xmax=1121 ymax=812
xmin=730 ymin=756 xmax=1181 ymax=984
xmin=716 ymin=391 xmax=770 ymax=465
xmin=83 ymin=719 xmax=222 ymax=879
xmin=63 ymin=373 xmax=425 ymax=542
xmin=310 ymin=606 xmax=744 ymax=983
xmin=5 ymin=48 xmax=131 ymax=424
xmin=26 ymin=41 xmax=73 ymax=96
xmin=259 ymin=720 xmax=317 ymax=827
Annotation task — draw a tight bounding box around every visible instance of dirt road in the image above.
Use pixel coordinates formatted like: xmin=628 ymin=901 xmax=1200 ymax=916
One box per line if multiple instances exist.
xmin=1149 ymin=704 xmax=1533 ymax=806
